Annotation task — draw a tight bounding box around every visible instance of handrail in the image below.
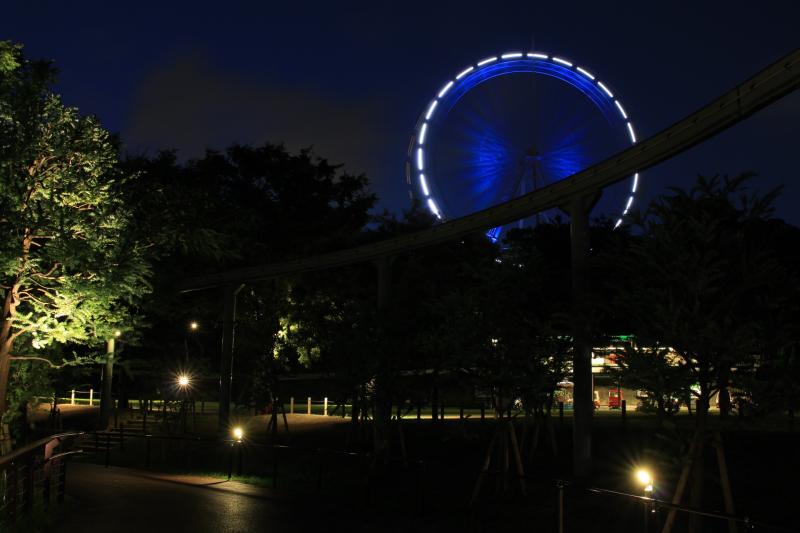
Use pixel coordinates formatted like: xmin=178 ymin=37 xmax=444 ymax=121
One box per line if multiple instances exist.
xmin=180 ymin=48 xmax=800 ymax=292
xmin=557 ymin=479 xmax=795 ymax=532
xmin=0 ymin=431 xmax=83 ymax=467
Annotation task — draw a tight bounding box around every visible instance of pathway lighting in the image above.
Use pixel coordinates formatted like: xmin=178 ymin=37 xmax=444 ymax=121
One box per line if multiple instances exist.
xmin=232 ymin=426 xmax=244 ymax=442
xmin=636 ymin=468 xmax=654 ymax=493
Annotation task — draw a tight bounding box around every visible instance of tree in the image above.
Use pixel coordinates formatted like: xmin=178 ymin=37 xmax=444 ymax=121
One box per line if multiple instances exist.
xmin=0 ymin=42 xmax=150 ymax=420
xmin=610 ymin=174 xmax=782 ymax=427
xmin=606 ymin=174 xmax=787 ymax=529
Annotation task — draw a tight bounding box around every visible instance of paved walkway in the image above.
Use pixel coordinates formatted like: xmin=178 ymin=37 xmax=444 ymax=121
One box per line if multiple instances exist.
xmin=54 ymin=463 xmax=329 ymax=533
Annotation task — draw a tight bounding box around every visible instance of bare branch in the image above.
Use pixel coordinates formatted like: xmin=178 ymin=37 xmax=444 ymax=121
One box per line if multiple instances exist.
xmin=9 ymin=356 xmax=66 ymax=369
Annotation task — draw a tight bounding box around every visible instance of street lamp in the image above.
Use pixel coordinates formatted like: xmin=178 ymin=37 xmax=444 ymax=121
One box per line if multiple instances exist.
xmin=635 ymin=467 xmax=655 ymax=533
xmin=636 ymin=468 xmax=654 ymax=494
xmin=177 ymin=374 xmax=191 ymax=388
xmin=189 ymin=321 xmax=199 ymax=331
xmin=232 ymin=426 xmax=244 ymax=442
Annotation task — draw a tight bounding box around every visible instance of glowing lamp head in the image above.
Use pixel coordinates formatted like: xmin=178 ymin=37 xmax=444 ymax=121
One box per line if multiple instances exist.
xmin=177 ymin=375 xmax=190 ymax=387
xmin=189 ymin=321 xmax=199 ymax=331
xmin=114 ymin=330 xmax=122 ymax=338
xmin=636 ymin=468 xmax=653 ymax=487
xmin=232 ymin=426 xmax=244 ymax=442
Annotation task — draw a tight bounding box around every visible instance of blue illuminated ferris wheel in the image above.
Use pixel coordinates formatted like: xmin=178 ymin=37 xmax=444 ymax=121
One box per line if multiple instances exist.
xmin=406 ymin=51 xmax=639 ymax=240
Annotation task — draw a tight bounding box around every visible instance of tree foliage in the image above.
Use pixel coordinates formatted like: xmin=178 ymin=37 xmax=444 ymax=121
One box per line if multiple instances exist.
xmin=0 ymin=41 xmax=150 ymax=417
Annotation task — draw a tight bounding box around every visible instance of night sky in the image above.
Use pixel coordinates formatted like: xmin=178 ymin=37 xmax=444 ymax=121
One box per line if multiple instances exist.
xmin=3 ymin=1 xmax=799 ymax=225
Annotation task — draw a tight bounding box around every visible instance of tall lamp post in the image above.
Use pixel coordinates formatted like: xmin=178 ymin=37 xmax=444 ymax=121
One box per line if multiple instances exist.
xmin=100 ymin=330 xmax=121 ymax=428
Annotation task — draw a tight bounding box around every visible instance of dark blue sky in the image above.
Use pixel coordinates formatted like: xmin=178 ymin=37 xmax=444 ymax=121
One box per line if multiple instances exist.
xmin=3 ymin=1 xmax=799 ymax=224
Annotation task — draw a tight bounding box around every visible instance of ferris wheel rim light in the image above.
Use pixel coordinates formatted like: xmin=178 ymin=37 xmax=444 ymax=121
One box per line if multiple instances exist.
xmin=425 ymin=100 xmax=438 ymax=120
xmin=438 ymin=80 xmax=455 ymax=98
xmin=420 ymin=173 xmax=430 ymax=196
xmin=615 ymin=100 xmax=628 ymax=119
xmin=410 ymin=51 xmax=640 ymax=228
xmin=456 ymin=66 xmax=475 ymax=79
xmin=552 ymin=56 xmax=573 ymax=67
xmin=576 ymin=66 xmax=595 ymax=80
xmin=427 ymin=198 xmax=442 ymax=218
xmin=627 ymin=122 xmax=637 ymax=143
xmin=597 ymin=80 xmax=614 ymax=98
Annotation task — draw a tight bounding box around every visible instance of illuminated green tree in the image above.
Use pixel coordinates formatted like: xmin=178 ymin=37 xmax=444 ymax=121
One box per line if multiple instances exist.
xmin=0 ymin=42 xmax=150 ymax=418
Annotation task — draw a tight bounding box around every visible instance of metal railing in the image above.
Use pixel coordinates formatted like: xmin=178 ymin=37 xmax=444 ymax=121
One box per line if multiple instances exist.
xmin=80 ymin=428 xmax=425 ymax=506
xmin=555 ymin=479 xmax=795 ymax=533
xmin=0 ymin=432 xmax=83 ymax=526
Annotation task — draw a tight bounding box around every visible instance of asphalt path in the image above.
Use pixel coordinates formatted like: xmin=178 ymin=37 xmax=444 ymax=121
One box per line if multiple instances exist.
xmin=54 ymin=463 xmax=331 ymax=533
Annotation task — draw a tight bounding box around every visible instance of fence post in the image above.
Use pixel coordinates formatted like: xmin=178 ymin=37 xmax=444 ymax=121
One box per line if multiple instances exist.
xmin=621 ymin=399 xmax=627 ymax=423
xmin=43 ymin=465 xmax=51 ymax=508
xmin=272 ymin=446 xmax=278 ymax=488
xmin=227 ymin=444 xmax=234 ymax=480
xmin=70 ymin=390 xmax=75 ymax=405
xmin=440 ymin=403 xmax=445 ymax=420
xmin=324 ymin=397 xmax=328 ymax=416
xmin=145 ymin=435 xmax=151 ymax=468
xmin=459 ymin=406 xmax=464 ymax=421
xmin=120 ymin=423 xmax=125 ymax=452
xmin=58 ymin=458 xmax=67 ymax=502
xmin=307 ymin=397 xmax=312 ymax=415
xmin=23 ymin=454 xmax=34 ymax=513
xmin=143 ymin=407 xmax=147 ymax=433
xmin=105 ymin=432 xmax=111 ymax=468
xmin=559 ymin=401 xmax=564 ymax=424
xmin=480 ymin=404 xmax=485 ymax=421
xmin=557 ymin=480 xmax=565 ymax=533
xmin=417 ymin=402 xmax=422 ymax=422
xmin=9 ymin=462 xmax=18 ymax=522
xmin=89 ymin=388 xmax=94 ymax=406
xmin=290 ymin=397 xmax=294 ymax=415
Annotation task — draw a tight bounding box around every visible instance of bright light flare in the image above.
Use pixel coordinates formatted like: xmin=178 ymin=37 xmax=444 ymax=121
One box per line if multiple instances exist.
xmin=177 ymin=374 xmax=191 ymax=387
xmin=232 ymin=426 xmax=244 ymax=442
xmin=636 ymin=468 xmax=653 ymax=486
xmin=189 ymin=321 xmax=199 ymax=331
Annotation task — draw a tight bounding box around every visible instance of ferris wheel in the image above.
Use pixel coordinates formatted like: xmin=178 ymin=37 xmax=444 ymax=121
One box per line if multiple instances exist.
xmin=406 ymin=51 xmax=639 ymax=240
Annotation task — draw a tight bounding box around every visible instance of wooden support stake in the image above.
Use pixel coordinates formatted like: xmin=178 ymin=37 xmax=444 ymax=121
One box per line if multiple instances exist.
xmin=662 ymin=432 xmax=701 ymax=533
xmin=713 ymin=432 xmax=738 ymax=533
xmin=470 ymin=428 xmax=498 ymax=505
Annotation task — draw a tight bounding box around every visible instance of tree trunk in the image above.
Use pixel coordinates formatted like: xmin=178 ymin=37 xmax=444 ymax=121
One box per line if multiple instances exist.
xmin=0 ymin=285 xmax=20 ymax=418
xmin=0 ymin=349 xmax=10 ymax=418
xmin=719 ymin=379 xmax=731 ymax=420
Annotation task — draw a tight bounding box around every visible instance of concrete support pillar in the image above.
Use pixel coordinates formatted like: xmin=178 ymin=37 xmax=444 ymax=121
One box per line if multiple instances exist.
xmin=568 ymin=194 xmax=598 ymax=479
xmin=219 ymin=283 xmax=244 ymax=435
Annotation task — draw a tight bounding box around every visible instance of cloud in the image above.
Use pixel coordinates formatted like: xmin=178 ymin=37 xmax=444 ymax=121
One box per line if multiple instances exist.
xmin=124 ymin=54 xmax=388 ymax=179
